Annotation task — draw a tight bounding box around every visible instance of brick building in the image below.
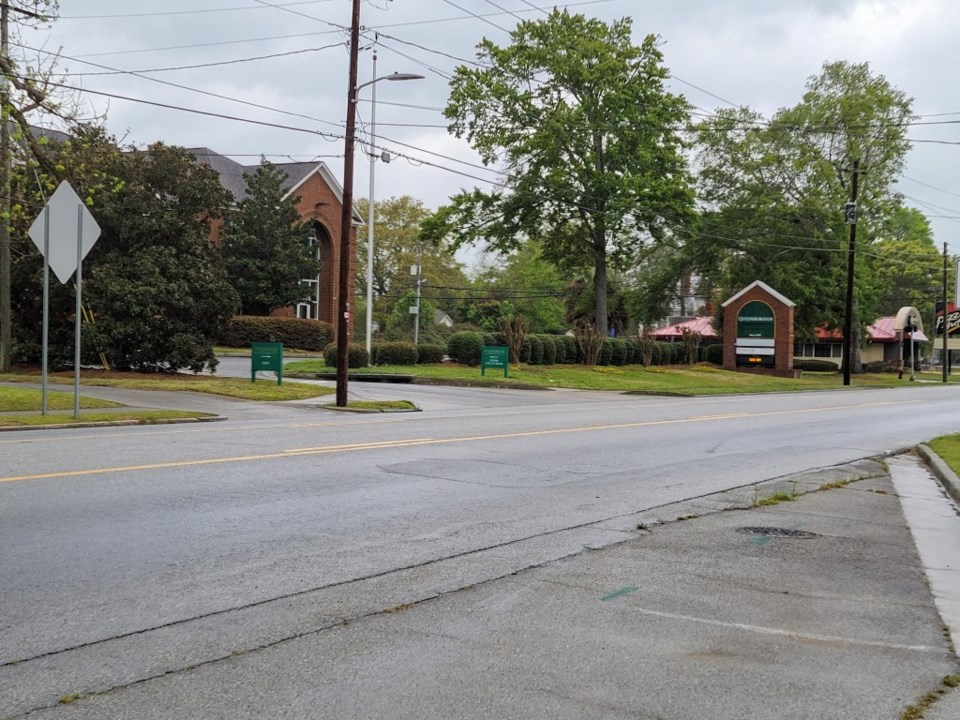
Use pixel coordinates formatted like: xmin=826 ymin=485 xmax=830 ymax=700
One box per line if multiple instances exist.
xmin=190 ymin=148 xmax=361 ymax=338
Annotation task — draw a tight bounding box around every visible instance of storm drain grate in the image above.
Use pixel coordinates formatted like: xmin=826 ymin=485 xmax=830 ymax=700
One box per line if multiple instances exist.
xmin=736 ymin=526 xmax=819 ymax=539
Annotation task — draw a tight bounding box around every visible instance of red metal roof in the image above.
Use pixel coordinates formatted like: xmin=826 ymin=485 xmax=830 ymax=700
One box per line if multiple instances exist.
xmin=649 ymin=317 xmax=717 ymax=340
xmin=815 ymin=317 xmax=928 ymax=343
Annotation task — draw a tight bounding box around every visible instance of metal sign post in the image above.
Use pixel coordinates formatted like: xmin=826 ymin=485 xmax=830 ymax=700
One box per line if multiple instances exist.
xmin=28 ymin=181 xmax=101 ymax=419
xmin=41 ymin=206 xmax=49 ymax=414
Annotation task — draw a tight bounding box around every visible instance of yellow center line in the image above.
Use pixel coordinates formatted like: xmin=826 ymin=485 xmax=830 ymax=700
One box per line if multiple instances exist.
xmin=0 ymin=399 xmax=921 ymax=485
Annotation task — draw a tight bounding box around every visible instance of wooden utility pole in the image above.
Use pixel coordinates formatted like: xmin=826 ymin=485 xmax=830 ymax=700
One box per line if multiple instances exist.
xmin=0 ymin=0 xmax=11 ymax=373
xmin=335 ymin=0 xmax=361 ymax=407
xmin=943 ymin=241 xmax=949 ymax=383
xmin=842 ymin=159 xmax=860 ymax=387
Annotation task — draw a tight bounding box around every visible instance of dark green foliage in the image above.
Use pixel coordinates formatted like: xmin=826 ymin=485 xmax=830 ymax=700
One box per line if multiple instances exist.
xmin=219 ymin=316 xmax=333 ymax=351
xmin=448 ymin=331 xmax=484 ymax=366
xmin=598 ymin=339 xmax=613 ymax=366
xmin=374 ymin=341 xmax=418 ymax=366
xmin=551 ymin=335 xmax=566 ymax=364
xmin=704 ymin=343 xmax=724 ymax=365
xmin=609 ymin=338 xmax=628 ymax=366
xmin=424 ymin=12 xmax=696 ymax=337
xmin=562 ymin=335 xmax=578 ymax=363
xmin=416 ymin=343 xmax=445 ymax=364
xmin=794 ymin=359 xmax=840 ymax=372
xmin=527 ymin=335 xmax=544 ymax=365
xmin=520 ymin=337 xmax=531 ymax=363
xmin=323 ymin=343 xmax=370 ymax=369
xmin=220 ymin=161 xmax=316 ymax=316
xmin=482 ymin=333 xmax=497 ymax=346
xmin=535 ymin=334 xmax=556 ymax=365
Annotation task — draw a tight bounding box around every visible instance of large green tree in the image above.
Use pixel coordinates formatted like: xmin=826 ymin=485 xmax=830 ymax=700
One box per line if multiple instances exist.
xmin=220 ymin=160 xmax=315 ymax=316
xmin=694 ymin=61 xmax=916 ymax=371
xmin=10 ymin=130 xmax=238 ymax=372
xmin=420 ymin=10 xmax=695 ymax=337
xmin=1 ymin=0 xmax=79 ymax=371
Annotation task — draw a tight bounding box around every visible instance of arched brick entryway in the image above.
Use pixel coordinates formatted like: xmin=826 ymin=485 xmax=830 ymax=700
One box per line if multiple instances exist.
xmin=308 ymin=222 xmax=335 ymax=326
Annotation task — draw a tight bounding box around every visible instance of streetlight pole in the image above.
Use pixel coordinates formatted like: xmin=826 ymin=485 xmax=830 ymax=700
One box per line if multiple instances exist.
xmin=365 ymin=51 xmax=378 ymax=358
xmin=361 ymin=61 xmax=423 ymax=359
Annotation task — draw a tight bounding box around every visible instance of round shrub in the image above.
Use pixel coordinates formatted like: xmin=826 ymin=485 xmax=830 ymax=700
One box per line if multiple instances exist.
xmin=374 ymin=341 xmax=418 ymax=366
xmin=552 ymin=335 xmax=566 ymax=364
xmin=528 ymin=335 xmax=544 ymax=365
xmin=520 ymin=337 xmax=531 ymax=363
xmin=416 ymin=343 xmax=445 ymax=364
xmin=324 ymin=343 xmax=369 ymax=368
xmin=482 ymin=333 xmax=497 ymax=347
xmin=537 ymin=334 xmax=557 ymax=364
xmin=562 ymin=335 xmax=578 ymax=363
xmin=448 ymin=331 xmax=484 ymax=366
xmin=610 ymin=338 xmax=628 ymax=366
xmin=704 ymin=343 xmax=723 ymax=365
xmin=598 ymin=338 xmax=613 ymax=366
xmin=794 ymin=359 xmax=840 ymax=372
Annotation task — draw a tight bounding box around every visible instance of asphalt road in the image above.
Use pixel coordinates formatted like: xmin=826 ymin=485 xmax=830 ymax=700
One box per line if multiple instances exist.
xmin=3 ymin=380 xmax=960 ymax=716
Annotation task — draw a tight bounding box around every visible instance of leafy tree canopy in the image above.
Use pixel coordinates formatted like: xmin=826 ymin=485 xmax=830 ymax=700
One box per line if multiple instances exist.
xmin=10 ymin=131 xmax=238 ymax=372
xmin=354 ymin=195 xmax=467 ymax=334
xmin=420 ymin=10 xmax=695 ymax=336
xmin=694 ymin=61 xmax=918 ymax=365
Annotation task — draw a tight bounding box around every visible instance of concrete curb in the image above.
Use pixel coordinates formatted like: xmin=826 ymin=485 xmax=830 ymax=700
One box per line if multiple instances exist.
xmin=917 ymin=444 xmax=960 ymax=506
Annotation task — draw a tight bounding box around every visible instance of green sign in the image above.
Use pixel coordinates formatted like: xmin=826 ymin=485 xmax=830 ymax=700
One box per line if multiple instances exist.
xmin=737 ymin=301 xmax=775 ymax=339
xmin=251 ymin=342 xmax=283 ymax=385
xmin=481 ymin=346 xmax=509 ymax=378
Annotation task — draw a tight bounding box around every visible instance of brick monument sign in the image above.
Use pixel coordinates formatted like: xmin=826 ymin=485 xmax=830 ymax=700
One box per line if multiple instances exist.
xmin=722 ymin=280 xmax=797 ymax=377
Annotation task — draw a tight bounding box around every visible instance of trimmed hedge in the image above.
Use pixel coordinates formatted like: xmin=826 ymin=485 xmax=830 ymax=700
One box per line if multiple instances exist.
xmin=551 ymin=335 xmax=566 ymax=364
xmin=525 ymin=335 xmax=542 ymax=365
xmin=794 ymin=359 xmax=840 ymax=372
xmin=219 ymin=316 xmax=333 ymax=351
xmin=416 ymin=343 xmax=445 ymax=364
xmin=598 ymin=339 xmax=613 ymax=366
xmin=537 ymin=335 xmax=557 ymax=365
xmin=704 ymin=343 xmax=724 ymax=365
xmin=324 ymin=343 xmax=370 ymax=368
xmin=374 ymin=341 xmax=418 ymax=366
xmin=562 ymin=335 xmax=578 ymax=363
xmin=448 ymin=331 xmax=484 ymax=366
xmin=610 ymin=338 xmax=629 ymax=366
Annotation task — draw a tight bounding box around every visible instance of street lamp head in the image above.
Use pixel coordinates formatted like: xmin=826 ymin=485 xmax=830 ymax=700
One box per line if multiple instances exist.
xmin=356 ymin=72 xmax=425 ymax=92
xmin=385 ymin=72 xmax=425 ymax=82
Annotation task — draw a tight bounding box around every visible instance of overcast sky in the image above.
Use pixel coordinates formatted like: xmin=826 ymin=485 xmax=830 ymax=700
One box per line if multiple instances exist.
xmin=20 ymin=0 xmax=960 ymax=259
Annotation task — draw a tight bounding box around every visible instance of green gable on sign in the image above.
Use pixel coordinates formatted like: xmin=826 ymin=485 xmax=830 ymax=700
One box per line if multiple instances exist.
xmin=737 ymin=301 xmax=775 ymax=339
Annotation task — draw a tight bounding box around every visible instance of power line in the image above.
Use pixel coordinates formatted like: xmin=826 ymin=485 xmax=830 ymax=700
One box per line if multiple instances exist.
xmin=15 ymin=42 xmax=348 ymax=131
xmin=58 ymin=1 xmax=339 ymax=21
xmin=21 ymin=42 xmax=347 ymax=76
xmin=72 ymin=31 xmax=343 ymax=60
xmin=440 ymin=0 xmax=513 ymax=34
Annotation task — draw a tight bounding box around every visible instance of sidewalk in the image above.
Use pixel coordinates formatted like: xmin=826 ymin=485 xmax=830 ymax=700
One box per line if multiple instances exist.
xmin=14 ymin=459 xmax=960 ymax=719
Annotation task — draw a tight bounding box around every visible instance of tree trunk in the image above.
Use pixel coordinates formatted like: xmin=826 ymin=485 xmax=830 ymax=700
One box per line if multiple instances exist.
xmin=593 ymin=246 xmax=608 ymax=338
xmin=850 ymin=319 xmax=864 ymax=374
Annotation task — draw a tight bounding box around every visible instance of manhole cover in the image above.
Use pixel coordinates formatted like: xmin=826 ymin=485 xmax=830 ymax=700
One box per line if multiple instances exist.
xmin=736 ymin=526 xmax=818 ymax=539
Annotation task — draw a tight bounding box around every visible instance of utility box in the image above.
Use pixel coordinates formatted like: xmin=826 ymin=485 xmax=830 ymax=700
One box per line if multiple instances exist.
xmin=251 ymin=342 xmax=283 ymax=385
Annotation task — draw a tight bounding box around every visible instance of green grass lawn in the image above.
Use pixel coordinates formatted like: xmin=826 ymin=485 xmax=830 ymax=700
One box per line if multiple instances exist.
xmin=926 ymin=434 xmax=960 ymax=474
xmin=0 ymin=409 xmax=215 ymax=428
xmin=284 ymin=360 xmax=950 ymax=395
xmin=0 ymin=386 xmax=121 ymax=412
xmin=0 ymin=372 xmax=334 ymax=401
